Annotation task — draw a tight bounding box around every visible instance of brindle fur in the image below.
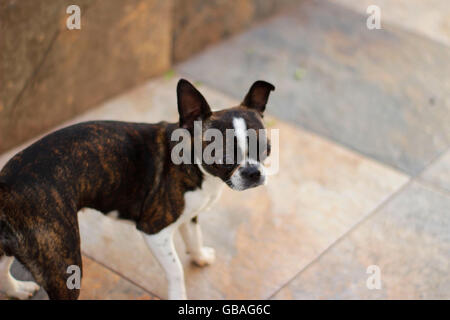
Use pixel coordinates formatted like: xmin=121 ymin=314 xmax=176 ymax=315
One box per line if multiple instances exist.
xmin=0 ymin=121 xmax=205 ymax=299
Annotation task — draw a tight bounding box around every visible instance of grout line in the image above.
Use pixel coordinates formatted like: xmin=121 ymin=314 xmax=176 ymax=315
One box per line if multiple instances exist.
xmin=81 ymin=252 xmax=162 ymax=300
xmin=415 ymin=145 xmax=450 ymax=177
xmin=412 ymin=144 xmax=450 ymax=195
xmin=266 ymin=178 xmax=413 ymax=299
xmin=414 ymin=177 xmax=450 ymax=199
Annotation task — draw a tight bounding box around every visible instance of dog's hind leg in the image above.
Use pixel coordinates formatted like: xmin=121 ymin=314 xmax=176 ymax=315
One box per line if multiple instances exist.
xmin=179 ymin=216 xmax=215 ymax=267
xmin=0 ymin=255 xmax=40 ymax=299
xmin=28 ymin=229 xmax=83 ymax=300
xmin=37 ymin=253 xmax=82 ymax=300
xmin=18 ymin=242 xmax=83 ymax=300
xmin=13 ymin=216 xmax=83 ymax=300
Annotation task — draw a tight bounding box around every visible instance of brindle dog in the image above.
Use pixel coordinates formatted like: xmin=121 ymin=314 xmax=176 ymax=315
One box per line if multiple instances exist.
xmin=0 ymin=79 xmax=274 ymax=299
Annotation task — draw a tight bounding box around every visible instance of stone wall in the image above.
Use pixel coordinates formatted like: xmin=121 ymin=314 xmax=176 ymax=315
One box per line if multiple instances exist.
xmin=0 ymin=0 xmax=297 ymax=153
xmin=173 ymin=0 xmax=298 ymax=62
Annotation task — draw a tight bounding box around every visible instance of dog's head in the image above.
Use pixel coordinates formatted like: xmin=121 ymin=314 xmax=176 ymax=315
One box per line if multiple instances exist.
xmin=176 ymin=79 xmax=275 ymax=191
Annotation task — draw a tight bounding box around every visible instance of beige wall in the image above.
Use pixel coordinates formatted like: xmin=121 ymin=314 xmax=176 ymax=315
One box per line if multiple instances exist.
xmin=0 ymin=0 xmax=297 ymax=153
xmin=173 ymin=0 xmax=298 ymax=62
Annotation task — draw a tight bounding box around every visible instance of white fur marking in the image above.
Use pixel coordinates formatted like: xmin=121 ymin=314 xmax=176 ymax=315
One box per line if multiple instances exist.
xmin=233 ymin=117 xmax=247 ymax=162
xmin=106 ymin=210 xmax=119 ymax=219
xmin=0 ymin=256 xmax=40 ymax=299
xmin=230 ymin=169 xmax=245 ymax=191
xmin=105 ymin=210 xmax=136 ymax=226
xmin=143 ymin=227 xmax=186 ymax=299
xmin=179 ymin=222 xmax=215 ymax=267
xmin=228 ymin=117 xmax=268 ymax=190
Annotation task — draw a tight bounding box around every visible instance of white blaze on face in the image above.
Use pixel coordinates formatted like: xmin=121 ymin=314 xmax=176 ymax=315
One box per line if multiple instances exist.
xmin=233 ymin=117 xmax=247 ymax=162
xmin=229 ymin=117 xmax=266 ymax=190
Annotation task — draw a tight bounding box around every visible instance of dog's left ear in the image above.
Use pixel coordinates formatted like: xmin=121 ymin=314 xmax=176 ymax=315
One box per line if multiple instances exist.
xmin=177 ymin=79 xmax=212 ymax=129
xmin=241 ymin=80 xmax=275 ymax=114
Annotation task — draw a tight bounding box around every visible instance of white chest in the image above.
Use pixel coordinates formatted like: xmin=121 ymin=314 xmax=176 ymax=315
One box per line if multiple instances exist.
xmin=178 ymin=173 xmax=224 ymax=224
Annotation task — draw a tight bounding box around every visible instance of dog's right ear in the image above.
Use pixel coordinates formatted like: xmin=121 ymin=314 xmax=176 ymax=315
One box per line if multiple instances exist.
xmin=241 ymin=80 xmax=275 ymax=115
xmin=177 ymin=79 xmax=212 ymax=130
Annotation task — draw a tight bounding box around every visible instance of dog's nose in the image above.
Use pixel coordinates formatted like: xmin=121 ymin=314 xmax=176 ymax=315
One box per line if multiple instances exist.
xmin=241 ymin=165 xmax=261 ymax=181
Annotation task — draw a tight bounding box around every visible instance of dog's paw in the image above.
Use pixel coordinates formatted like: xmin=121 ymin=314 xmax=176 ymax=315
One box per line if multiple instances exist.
xmin=192 ymin=247 xmax=215 ymax=267
xmin=6 ymin=280 xmax=40 ymax=300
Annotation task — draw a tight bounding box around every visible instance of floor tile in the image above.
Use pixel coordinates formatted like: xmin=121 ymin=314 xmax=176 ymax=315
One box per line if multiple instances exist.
xmin=272 ymin=181 xmax=450 ymax=299
xmin=79 ymin=257 xmax=156 ymax=300
xmin=1 ymin=256 xmax=153 ymax=300
xmin=177 ymin=0 xmax=450 ymax=175
xmin=421 ymin=150 xmax=450 ymax=193
xmin=71 ymin=78 xmax=409 ymax=299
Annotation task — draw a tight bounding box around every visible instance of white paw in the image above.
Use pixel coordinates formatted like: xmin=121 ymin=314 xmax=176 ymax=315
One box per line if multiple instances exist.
xmin=168 ymin=289 xmax=187 ymax=300
xmin=6 ymin=280 xmax=40 ymax=300
xmin=192 ymin=247 xmax=215 ymax=267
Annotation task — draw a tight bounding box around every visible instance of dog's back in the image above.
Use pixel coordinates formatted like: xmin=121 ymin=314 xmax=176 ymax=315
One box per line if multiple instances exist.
xmin=0 ymin=120 xmax=169 ymax=299
xmin=1 ymin=121 xmax=168 ymax=213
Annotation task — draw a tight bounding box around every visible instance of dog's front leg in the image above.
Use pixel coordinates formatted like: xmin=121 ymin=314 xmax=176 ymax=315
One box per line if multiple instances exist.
xmin=143 ymin=228 xmax=187 ymax=300
xmin=179 ymin=217 xmax=215 ymax=267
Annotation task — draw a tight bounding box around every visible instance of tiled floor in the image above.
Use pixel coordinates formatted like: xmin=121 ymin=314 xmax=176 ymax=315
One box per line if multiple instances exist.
xmin=271 ymin=181 xmax=450 ymax=300
xmin=1 ymin=0 xmax=449 ymax=299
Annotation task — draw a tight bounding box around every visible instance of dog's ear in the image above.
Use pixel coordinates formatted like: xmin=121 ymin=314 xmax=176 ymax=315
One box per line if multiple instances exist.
xmin=177 ymin=79 xmax=212 ymax=129
xmin=241 ymin=80 xmax=275 ymax=114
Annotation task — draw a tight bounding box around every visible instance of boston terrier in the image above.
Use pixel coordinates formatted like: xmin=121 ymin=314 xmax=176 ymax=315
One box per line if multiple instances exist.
xmin=0 ymin=79 xmax=274 ymax=299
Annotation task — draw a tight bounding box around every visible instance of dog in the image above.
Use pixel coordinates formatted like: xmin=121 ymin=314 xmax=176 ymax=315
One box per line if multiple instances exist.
xmin=0 ymin=79 xmax=274 ymax=299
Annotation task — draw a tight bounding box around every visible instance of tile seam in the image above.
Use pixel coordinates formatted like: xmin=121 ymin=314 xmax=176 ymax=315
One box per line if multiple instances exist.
xmin=266 ymin=177 xmax=413 ymax=299
xmin=81 ymin=252 xmax=162 ymax=300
